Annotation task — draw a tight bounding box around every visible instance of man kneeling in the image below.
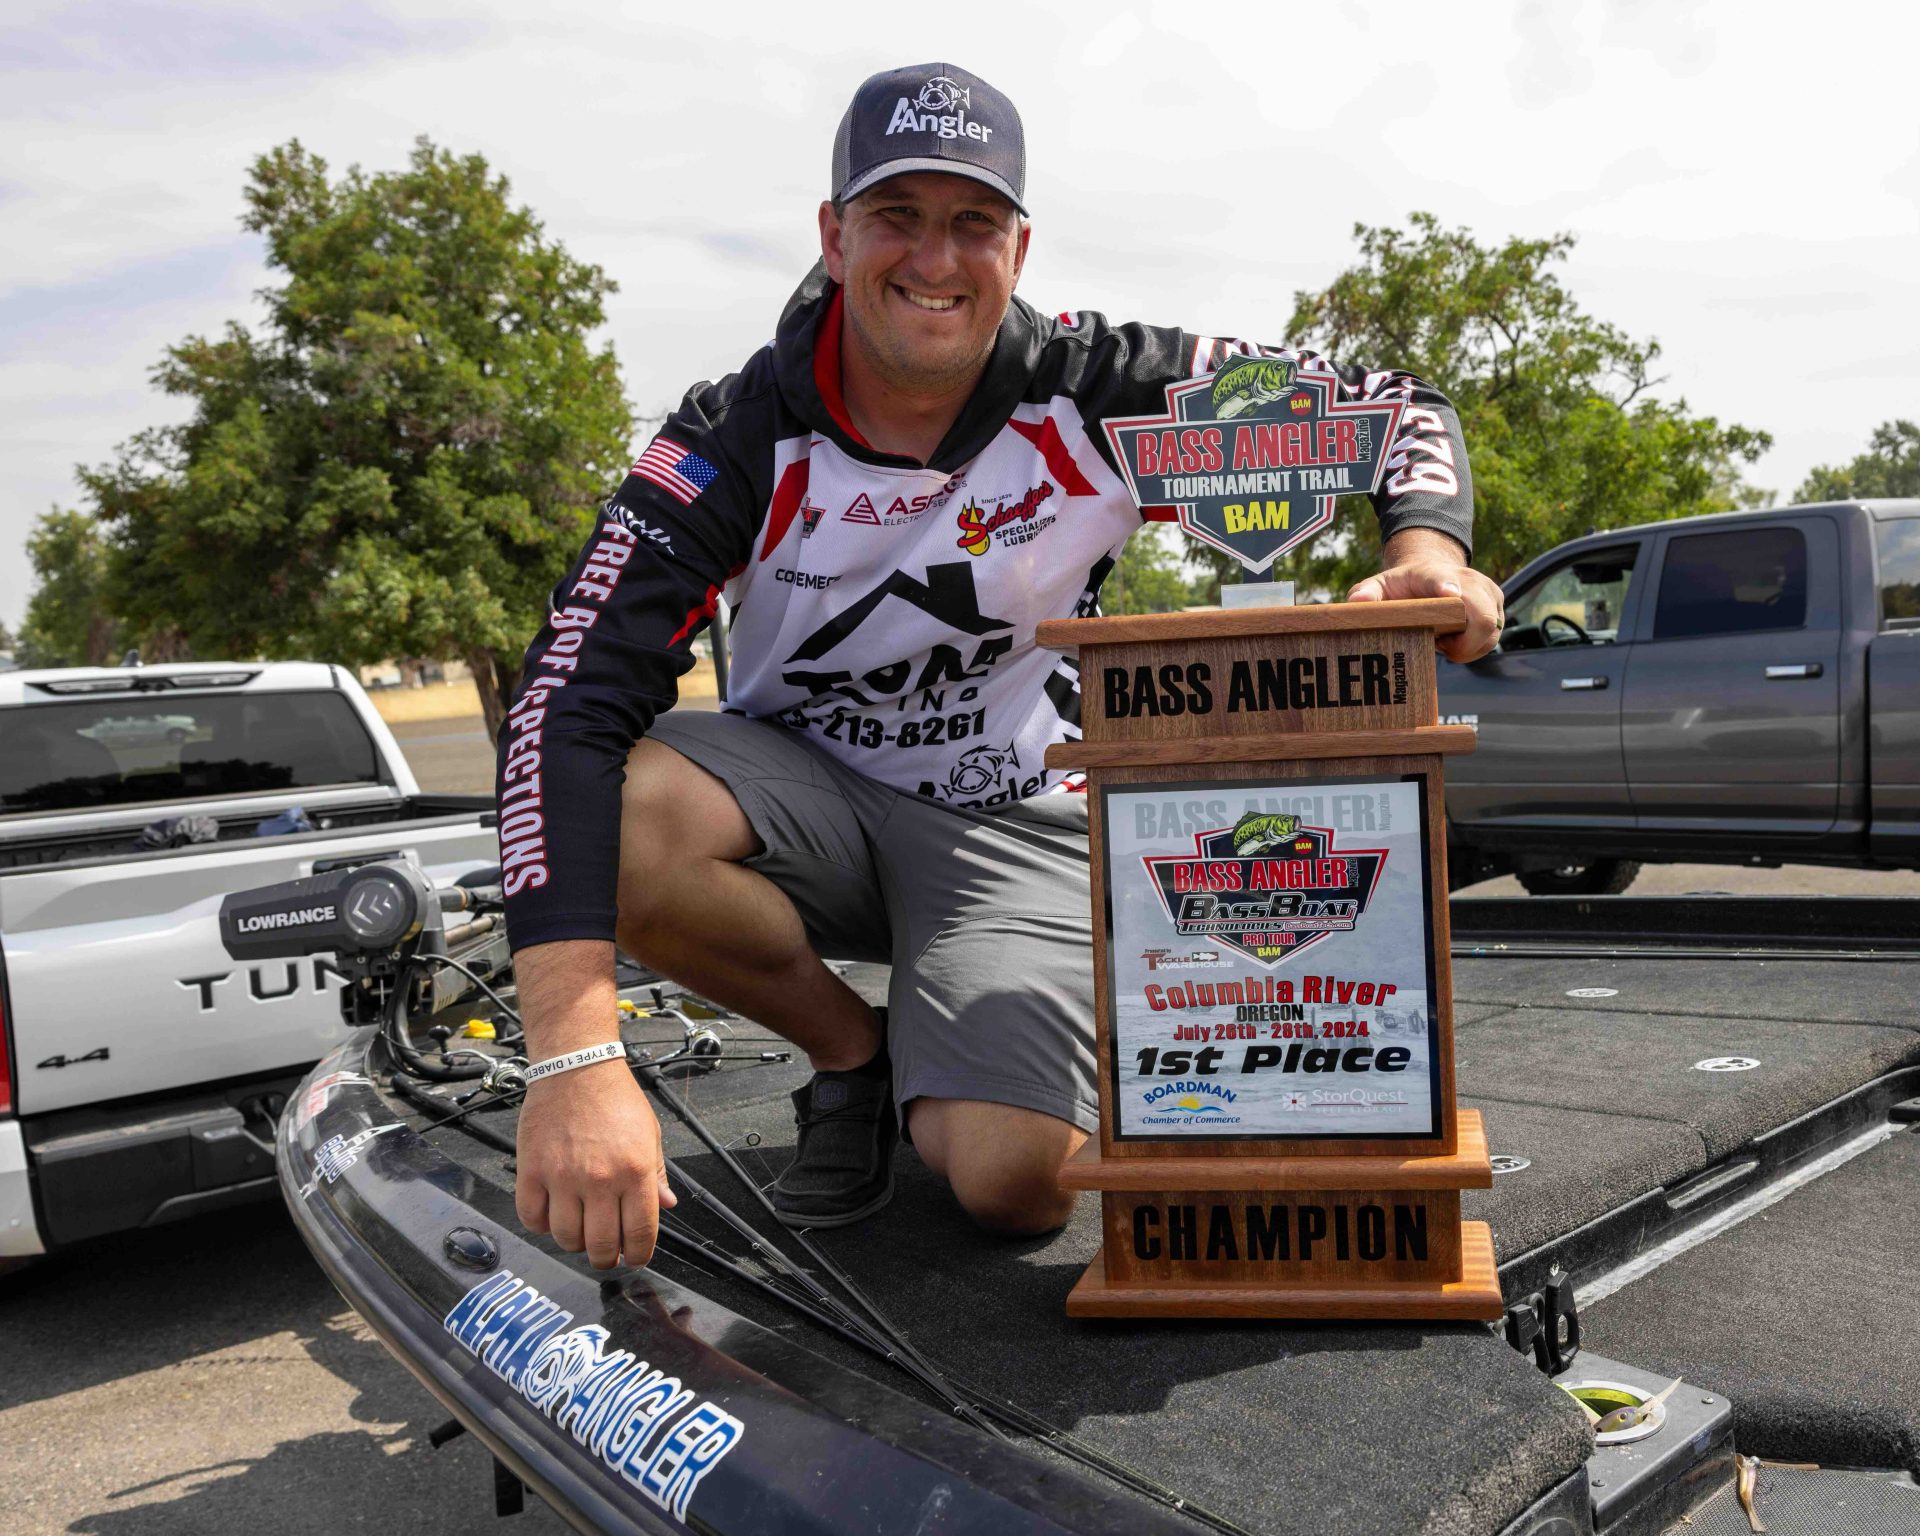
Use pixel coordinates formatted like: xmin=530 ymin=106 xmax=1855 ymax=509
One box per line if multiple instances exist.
xmin=500 ymin=62 xmax=1494 ymax=1269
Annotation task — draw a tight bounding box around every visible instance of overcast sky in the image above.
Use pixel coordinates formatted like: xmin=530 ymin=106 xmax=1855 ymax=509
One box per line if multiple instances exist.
xmin=3 ymin=0 xmax=1915 ymax=628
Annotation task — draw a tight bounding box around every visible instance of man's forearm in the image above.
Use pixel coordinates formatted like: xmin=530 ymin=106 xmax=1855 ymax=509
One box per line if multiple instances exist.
xmin=512 ymin=938 xmax=620 ymax=1058
xmin=1381 ymin=526 xmax=1468 ymax=568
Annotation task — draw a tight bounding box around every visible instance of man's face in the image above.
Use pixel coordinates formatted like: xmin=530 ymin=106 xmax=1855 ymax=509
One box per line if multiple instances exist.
xmin=820 ymin=173 xmax=1029 ymax=393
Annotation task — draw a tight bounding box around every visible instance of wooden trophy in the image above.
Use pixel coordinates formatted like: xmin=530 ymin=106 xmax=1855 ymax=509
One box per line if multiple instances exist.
xmin=1037 ymin=597 xmax=1500 ymax=1319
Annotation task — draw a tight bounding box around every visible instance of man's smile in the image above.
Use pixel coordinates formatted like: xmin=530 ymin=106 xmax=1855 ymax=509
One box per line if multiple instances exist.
xmin=892 ymin=284 xmax=964 ymax=314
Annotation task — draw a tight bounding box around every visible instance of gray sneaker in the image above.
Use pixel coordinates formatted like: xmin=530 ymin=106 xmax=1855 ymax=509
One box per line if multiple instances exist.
xmin=770 ymin=1035 xmax=897 ymax=1229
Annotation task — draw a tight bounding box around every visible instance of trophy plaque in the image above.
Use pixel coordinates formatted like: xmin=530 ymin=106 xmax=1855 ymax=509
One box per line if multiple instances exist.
xmin=1035 ymin=357 xmax=1501 ymax=1320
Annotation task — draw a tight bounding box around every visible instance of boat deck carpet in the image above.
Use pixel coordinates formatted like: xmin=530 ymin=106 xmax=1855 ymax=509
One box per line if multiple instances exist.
xmin=407 ymin=951 xmax=1920 ymax=1535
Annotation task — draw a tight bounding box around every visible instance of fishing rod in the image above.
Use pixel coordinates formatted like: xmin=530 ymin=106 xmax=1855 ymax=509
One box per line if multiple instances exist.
xmin=646 ymin=1211 xmax=1255 ymax=1536
xmin=638 ymin=1061 xmax=1257 ymax=1536
xmin=395 ymin=993 xmax=1253 ymax=1534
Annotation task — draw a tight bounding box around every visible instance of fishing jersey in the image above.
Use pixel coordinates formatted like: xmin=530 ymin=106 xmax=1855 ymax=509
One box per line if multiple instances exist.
xmin=497 ymin=265 xmax=1473 ymax=951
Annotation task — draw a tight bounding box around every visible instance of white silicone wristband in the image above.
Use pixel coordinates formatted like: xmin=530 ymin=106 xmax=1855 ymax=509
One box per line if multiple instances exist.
xmin=524 ymin=1042 xmax=627 ymax=1083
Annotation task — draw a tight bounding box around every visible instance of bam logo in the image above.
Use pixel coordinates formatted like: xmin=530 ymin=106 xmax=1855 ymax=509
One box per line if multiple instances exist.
xmin=1143 ymin=813 xmax=1386 ymax=967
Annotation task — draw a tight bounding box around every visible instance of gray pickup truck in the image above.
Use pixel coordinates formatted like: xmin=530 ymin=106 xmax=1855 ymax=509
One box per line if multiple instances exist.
xmin=1438 ymin=498 xmax=1920 ymax=892
xmin=0 ymin=662 xmax=497 ymax=1256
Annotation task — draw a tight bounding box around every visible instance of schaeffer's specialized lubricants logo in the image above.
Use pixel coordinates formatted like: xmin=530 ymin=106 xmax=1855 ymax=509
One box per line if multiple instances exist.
xmin=1102 ymin=358 xmax=1404 ymax=571
xmin=1142 ymin=812 xmax=1387 ymax=966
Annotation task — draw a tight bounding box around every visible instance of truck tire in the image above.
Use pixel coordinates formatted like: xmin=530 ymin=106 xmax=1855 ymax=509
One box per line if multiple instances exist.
xmin=1517 ymin=859 xmax=1641 ymax=896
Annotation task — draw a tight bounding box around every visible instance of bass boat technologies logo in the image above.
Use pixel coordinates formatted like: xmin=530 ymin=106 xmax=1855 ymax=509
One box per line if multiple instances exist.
xmin=1142 ymin=812 xmax=1386 ymax=967
xmin=1102 ymin=357 xmax=1404 ymax=571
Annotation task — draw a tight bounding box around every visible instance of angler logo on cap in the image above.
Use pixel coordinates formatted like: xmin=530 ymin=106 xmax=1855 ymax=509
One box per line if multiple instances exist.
xmin=887 ymin=74 xmax=996 ymax=141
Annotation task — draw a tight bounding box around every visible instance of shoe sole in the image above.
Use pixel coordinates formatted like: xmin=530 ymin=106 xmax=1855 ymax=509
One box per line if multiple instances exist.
xmin=771 ymin=1170 xmax=896 ymax=1230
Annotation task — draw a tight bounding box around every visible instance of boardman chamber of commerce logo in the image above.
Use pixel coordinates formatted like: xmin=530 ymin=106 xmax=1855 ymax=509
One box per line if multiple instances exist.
xmin=1140 ymin=1078 xmax=1239 ymax=1124
xmin=1142 ymin=812 xmax=1387 ymax=967
xmin=1102 ymin=358 xmax=1405 ymax=572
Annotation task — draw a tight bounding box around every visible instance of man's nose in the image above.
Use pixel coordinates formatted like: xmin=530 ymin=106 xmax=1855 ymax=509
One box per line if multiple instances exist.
xmin=906 ymin=221 xmax=963 ymax=285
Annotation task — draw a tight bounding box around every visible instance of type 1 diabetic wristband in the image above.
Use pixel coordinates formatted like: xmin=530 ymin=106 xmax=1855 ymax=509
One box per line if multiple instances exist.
xmin=523 ymin=1041 xmax=627 ymax=1083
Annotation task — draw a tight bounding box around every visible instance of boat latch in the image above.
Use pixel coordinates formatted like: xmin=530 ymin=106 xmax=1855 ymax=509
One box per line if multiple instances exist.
xmin=1503 ymin=1262 xmax=1581 ymax=1375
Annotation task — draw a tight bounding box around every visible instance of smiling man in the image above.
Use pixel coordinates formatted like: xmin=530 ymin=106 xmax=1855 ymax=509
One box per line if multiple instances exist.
xmin=500 ymin=63 xmax=1501 ymax=1272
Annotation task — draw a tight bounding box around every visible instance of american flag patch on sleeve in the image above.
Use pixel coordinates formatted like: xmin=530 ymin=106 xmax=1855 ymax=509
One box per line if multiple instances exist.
xmin=629 ymin=438 xmax=719 ymax=505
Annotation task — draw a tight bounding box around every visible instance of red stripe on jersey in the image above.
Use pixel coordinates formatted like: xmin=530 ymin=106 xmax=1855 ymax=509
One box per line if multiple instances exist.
xmin=1007 ymin=415 xmax=1098 ymax=497
xmin=812 ymin=290 xmax=872 ymax=449
xmin=758 ymin=457 xmax=812 ymax=561
xmin=668 ymin=584 xmax=721 ymax=647
xmin=1142 ymin=505 xmax=1178 ymax=522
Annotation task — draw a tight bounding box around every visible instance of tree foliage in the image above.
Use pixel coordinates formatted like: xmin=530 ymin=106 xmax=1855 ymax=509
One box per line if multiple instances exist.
xmin=1105 ymin=523 xmax=1196 ymax=614
xmin=78 ymin=138 xmax=631 ymax=731
xmin=19 ymin=509 xmax=118 ymax=667
xmin=1795 ymin=419 xmax=1920 ymax=502
xmin=1185 ymin=213 xmax=1772 ymax=597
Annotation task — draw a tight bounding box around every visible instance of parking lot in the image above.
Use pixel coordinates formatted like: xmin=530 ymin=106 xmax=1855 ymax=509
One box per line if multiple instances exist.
xmin=2 ymin=715 xmax=1915 ymax=1535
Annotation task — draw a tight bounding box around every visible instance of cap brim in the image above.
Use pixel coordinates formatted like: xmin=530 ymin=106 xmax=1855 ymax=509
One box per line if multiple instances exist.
xmin=838 ymin=159 xmax=1028 ymax=216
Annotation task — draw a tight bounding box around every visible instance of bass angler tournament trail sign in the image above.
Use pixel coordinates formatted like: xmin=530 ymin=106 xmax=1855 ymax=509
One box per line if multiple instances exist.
xmin=1103 ymin=359 xmax=1405 ymax=573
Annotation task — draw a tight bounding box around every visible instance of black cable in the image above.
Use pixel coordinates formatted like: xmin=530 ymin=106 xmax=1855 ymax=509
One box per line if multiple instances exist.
xmin=413 ymin=951 xmax=525 ymax=1031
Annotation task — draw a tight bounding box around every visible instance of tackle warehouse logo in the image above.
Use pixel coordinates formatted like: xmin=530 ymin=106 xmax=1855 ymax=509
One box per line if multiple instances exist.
xmin=1143 ymin=812 xmax=1387 ymax=967
xmin=954 ymin=480 xmax=1055 ymax=555
xmin=1102 ymin=363 xmax=1404 ymax=572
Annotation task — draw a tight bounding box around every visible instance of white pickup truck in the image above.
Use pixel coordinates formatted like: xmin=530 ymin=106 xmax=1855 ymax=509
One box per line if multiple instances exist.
xmin=0 ymin=661 xmax=497 ymax=1255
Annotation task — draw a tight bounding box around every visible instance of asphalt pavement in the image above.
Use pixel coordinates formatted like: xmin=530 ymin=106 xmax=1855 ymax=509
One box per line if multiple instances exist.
xmin=1 ymin=714 xmax=1913 ymax=1534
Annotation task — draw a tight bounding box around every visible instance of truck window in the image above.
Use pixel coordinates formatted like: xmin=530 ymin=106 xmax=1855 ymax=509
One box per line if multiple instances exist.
xmin=1877 ymin=518 xmax=1920 ymax=631
xmin=0 ymin=691 xmax=382 ymax=815
xmin=1502 ymin=545 xmax=1637 ymax=649
xmin=1652 ymin=527 xmax=1806 ymax=641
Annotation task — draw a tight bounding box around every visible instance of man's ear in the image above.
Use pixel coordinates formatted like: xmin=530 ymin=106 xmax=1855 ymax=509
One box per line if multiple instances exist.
xmin=819 ymin=201 xmax=846 ymax=284
xmin=1010 ymin=219 xmax=1031 ymax=289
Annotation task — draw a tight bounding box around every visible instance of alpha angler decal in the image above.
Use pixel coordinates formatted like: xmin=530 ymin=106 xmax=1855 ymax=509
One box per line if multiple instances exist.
xmin=1144 ymin=813 xmax=1387 ymax=966
xmin=444 ymin=1272 xmax=745 ymax=1522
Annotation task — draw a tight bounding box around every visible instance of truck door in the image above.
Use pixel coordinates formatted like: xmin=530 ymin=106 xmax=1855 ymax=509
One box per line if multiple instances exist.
xmin=1622 ymin=516 xmax=1842 ymax=835
xmin=1443 ymin=541 xmax=1642 ymax=829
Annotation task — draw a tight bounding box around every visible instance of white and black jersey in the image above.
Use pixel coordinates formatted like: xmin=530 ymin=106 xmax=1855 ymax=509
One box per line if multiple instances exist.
xmin=496 ymin=264 xmax=1473 ymax=951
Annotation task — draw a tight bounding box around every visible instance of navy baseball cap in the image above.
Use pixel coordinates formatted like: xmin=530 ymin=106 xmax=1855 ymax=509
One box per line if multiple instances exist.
xmin=831 ymin=63 xmax=1027 ymax=215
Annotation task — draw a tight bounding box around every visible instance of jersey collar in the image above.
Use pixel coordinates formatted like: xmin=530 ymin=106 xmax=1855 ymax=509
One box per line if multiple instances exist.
xmin=775 ymin=261 xmax=1044 ymax=474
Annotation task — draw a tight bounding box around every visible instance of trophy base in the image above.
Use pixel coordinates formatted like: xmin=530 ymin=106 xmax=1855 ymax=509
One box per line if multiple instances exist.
xmin=1065 ymin=1221 xmax=1503 ymax=1321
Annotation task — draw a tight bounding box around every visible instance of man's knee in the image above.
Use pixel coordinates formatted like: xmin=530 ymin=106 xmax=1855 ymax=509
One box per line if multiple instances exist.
xmin=910 ymin=1099 xmax=1085 ymax=1236
xmin=617 ymin=739 xmax=759 ymax=925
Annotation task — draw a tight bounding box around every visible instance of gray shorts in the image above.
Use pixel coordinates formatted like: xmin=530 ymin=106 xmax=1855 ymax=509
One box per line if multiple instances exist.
xmin=647 ymin=711 xmax=1098 ymax=1133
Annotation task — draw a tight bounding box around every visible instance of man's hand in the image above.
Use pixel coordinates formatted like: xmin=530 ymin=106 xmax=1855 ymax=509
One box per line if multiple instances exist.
xmin=1348 ymin=528 xmax=1504 ymax=663
xmin=515 ymin=1061 xmax=676 ymax=1269
xmin=510 ymin=937 xmax=676 ymax=1269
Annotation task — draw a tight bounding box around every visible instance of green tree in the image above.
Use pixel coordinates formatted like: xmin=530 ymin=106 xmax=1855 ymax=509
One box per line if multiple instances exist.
xmin=19 ymin=509 xmax=119 ymax=667
xmin=1796 ymin=420 xmax=1920 ymax=502
xmin=1185 ymin=213 xmax=1771 ymax=597
xmin=84 ymin=138 xmax=631 ymax=733
xmin=1104 ymin=523 xmax=1197 ymax=614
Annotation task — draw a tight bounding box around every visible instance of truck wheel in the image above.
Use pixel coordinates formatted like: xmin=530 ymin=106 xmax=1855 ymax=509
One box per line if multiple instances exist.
xmin=1517 ymin=859 xmax=1641 ymax=896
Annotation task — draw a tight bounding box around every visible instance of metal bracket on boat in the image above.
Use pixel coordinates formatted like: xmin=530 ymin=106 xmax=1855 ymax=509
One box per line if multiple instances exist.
xmin=1503 ymin=1263 xmax=1581 ymax=1376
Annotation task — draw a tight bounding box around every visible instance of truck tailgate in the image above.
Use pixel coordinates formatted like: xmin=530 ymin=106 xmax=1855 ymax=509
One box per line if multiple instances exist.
xmin=0 ymin=815 xmax=496 ymax=1114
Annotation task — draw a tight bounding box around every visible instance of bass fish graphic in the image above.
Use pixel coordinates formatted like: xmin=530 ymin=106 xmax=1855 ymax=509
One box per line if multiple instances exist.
xmin=1230 ymin=812 xmax=1301 ymax=857
xmin=1210 ymin=359 xmax=1296 ymax=420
